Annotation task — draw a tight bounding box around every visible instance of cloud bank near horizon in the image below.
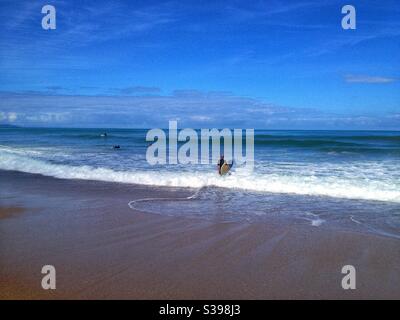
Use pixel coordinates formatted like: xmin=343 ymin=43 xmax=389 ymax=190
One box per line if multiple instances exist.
xmin=0 ymin=90 xmax=398 ymax=130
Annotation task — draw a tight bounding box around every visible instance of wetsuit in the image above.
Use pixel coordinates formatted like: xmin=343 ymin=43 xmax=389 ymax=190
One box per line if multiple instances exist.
xmin=218 ymin=158 xmax=225 ymax=174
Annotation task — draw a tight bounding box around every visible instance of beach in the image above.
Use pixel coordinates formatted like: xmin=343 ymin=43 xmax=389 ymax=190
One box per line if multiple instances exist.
xmin=1 ymin=169 xmax=399 ymax=299
xmin=1 ymin=0 xmax=399 ymax=303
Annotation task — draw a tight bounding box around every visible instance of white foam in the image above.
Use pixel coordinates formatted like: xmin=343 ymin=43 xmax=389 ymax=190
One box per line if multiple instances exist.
xmin=305 ymin=212 xmax=325 ymax=226
xmin=350 ymin=215 xmax=362 ymax=224
xmin=311 ymin=219 xmax=325 ymax=227
xmin=1 ymin=147 xmax=399 ymax=203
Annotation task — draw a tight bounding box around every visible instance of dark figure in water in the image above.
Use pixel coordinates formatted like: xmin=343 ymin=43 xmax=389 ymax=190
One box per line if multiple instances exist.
xmin=217 ymin=155 xmax=225 ymax=175
xmin=101 ymin=132 xmax=107 ymax=137
xmin=113 ymin=145 xmax=120 ymax=149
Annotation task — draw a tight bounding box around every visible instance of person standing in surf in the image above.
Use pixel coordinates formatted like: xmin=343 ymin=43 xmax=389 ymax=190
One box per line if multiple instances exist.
xmin=217 ymin=155 xmax=225 ymax=175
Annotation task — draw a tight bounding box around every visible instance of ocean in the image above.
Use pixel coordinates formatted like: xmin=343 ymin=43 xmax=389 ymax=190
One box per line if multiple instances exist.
xmin=1 ymin=127 xmax=399 ymax=238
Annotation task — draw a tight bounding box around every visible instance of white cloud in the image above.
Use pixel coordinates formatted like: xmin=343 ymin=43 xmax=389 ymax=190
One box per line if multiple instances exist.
xmin=25 ymin=112 xmax=70 ymax=123
xmin=190 ymin=115 xmax=213 ymax=122
xmin=0 ymin=111 xmax=18 ymax=122
xmin=7 ymin=112 xmax=17 ymax=122
xmin=344 ymin=74 xmax=397 ymax=84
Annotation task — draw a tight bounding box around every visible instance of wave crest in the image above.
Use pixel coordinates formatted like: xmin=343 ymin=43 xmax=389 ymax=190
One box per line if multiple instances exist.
xmin=1 ymin=147 xmax=399 ymax=203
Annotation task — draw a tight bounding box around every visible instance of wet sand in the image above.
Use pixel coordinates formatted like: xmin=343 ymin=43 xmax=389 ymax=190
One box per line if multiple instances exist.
xmin=0 ymin=206 xmax=25 ymax=219
xmin=0 ymin=170 xmax=399 ymax=299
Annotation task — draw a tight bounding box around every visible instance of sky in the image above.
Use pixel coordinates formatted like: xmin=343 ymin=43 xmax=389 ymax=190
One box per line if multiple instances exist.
xmin=0 ymin=0 xmax=399 ymax=129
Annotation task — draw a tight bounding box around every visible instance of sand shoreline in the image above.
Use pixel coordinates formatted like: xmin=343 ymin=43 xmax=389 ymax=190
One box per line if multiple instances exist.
xmin=1 ymin=170 xmax=399 ymax=299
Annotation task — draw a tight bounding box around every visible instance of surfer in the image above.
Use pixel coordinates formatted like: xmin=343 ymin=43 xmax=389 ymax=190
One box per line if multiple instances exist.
xmin=100 ymin=132 xmax=107 ymax=137
xmin=217 ymin=155 xmax=225 ymax=175
xmin=218 ymin=155 xmax=234 ymax=176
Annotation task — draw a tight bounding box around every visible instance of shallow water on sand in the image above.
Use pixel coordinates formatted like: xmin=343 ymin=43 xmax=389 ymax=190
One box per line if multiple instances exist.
xmin=128 ymin=186 xmax=400 ymax=239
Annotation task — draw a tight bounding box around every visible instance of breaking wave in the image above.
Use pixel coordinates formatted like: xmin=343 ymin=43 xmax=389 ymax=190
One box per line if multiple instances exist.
xmin=1 ymin=146 xmax=399 ymax=203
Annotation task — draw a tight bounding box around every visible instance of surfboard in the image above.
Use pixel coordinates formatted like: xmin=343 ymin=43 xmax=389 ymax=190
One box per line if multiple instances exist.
xmin=220 ymin=161 xmax=233 ymax=176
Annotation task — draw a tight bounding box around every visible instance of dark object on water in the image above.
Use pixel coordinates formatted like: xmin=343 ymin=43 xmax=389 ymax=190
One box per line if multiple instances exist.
xmin=113 ymin=145 xmax=120 ymax=149
xmin=217 ymin=155 xmax=224 ymax=175
xmin=100 ymin=132 xmax=107 ymax=137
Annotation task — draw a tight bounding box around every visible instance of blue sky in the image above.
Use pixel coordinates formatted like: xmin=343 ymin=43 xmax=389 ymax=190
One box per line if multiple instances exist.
xmin=0 ymin=0 xmax=399 ymax=129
